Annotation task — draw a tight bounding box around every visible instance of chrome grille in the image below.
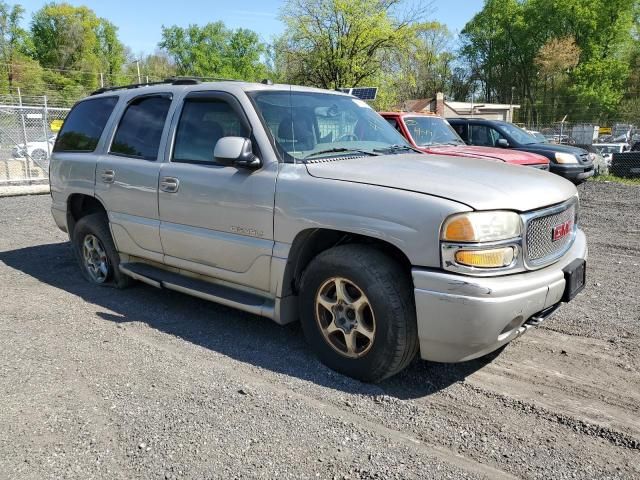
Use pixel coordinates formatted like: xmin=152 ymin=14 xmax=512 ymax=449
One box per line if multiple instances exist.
xmin=525 ymin=202 xmax=576 ymax=266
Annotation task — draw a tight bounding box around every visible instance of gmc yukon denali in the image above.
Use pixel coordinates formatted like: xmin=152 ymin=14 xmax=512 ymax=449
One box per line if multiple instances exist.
xmin=49 ymin=79 xmax=588 ymax=382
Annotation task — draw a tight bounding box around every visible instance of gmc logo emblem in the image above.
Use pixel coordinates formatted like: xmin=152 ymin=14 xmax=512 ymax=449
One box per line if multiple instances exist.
xmin=552 ymin=220 xmax=573 ymax=242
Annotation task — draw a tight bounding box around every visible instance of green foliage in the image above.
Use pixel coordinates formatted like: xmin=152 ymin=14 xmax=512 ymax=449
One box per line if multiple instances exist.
xmin=277 ymin=0 xmax=422 ymax=89
xmin=461 ymin=0 xmax=639 ymax=124
xmin=592 ymin=175 xmax=640 ymax=186
xmin=0 ymin=1 xmax=33 ymax=92
xmin=159 ymin=22 xmax=267 ymax=80
xmin=382 ymin=21 xmax=458 ymax=105
xmin=122 ymin=50 xmax=177 ymax=84
xmin=30 ymin=2 xmax=126 ymax=93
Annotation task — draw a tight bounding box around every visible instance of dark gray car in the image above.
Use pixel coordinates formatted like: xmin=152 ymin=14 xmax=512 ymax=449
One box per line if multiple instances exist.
xmin=448 ymin=118 xmax=595 ymax=184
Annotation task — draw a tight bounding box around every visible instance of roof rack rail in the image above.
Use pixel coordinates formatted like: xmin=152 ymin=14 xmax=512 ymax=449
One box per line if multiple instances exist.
xmin=168 ymin=77 xmax=201 ymax=85
xmin=90 ymin=77 xmax=202 ymax=96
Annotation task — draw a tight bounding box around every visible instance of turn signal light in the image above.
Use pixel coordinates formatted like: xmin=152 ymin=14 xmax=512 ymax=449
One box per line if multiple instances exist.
xmin=455 ymin=247 xmax=515 ymax=268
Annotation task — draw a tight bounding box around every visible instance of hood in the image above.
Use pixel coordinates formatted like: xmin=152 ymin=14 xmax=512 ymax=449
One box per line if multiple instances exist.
xmin=520 ymin=143 xmax=587 ymax=155
xmin=425 ymin=144 xmax=549 ymax=165
xmin=305 ymin=154 xmax=576 ymax=212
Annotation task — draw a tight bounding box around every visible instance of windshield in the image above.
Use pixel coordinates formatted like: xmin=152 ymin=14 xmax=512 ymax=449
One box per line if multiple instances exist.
xmin=403 ymin=116 xmax=464 ymax=146
xmin=531 ymin=132 xmax=547 ymax=143
xmin=499 ymin=123 xmax=540 ymax=145
xmin=249 ymin=90 xmax=410 ymax=162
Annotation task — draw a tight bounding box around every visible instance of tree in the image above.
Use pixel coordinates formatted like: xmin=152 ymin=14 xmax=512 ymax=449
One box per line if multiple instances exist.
xmin=535 ymin=36 xmax=580 ymax=120
xmin=277 ymin=0 xmax=428 ymax=89
xmin=96 ymin=19 xmax=125 ymax=79
xmin=159 ymin=22 xmax=267 ymax=80
xmin=122 ymin=49 xmax=177 ymax=84
xmin=0 ymin=1 xmax=33 ymax=92
xmin=384 ymin=22 xmax=457 ymax=103
xmin=31 ymin=3 xmax=126 ymax=91
xmin=460 ymin=0 xmax=639 ymax=124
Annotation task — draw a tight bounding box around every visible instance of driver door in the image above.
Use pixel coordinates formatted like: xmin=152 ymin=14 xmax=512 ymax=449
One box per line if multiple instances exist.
xmin=158 ymin=91 xmax=277 ymax=293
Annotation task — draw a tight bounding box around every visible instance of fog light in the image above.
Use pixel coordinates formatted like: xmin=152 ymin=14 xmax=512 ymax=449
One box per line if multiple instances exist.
xmin=455 ymin=247 xmax=515 ymax=268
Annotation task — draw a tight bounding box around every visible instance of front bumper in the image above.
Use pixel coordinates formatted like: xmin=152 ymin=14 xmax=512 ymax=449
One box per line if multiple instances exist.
xmin=412 ymin=229 xmax=587 ymax=363
xmin=551 ymin=163 xmax=594 ymax=182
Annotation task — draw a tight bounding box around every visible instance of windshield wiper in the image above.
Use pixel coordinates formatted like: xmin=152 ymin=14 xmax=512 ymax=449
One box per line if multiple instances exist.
xmin=303 ymin=147 xmax=380 ymax=159
xmin=373 ymin=144 xmax=421 ymax=154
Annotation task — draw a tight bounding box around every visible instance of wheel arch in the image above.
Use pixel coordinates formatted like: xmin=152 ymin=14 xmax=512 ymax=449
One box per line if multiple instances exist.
xmin=277 ymin=228 xmax=413 ymax=325
xmin=67 ymin=193 xmax=107 ymax=236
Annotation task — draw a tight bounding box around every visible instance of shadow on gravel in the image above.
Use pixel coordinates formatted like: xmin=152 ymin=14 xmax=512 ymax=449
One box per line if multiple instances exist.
xmin=0 ymin=242 xmax=498 ymax=399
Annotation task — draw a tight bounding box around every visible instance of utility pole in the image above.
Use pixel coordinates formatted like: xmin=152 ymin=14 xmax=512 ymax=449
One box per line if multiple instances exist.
xmin=510 ymin=86 xmax=515 ymax=123
xmin=17 ymin=87 xmax=32 ymax=181
xmin=100 ymin=72 xmax=104 ymax=88
xmin=470 ymin=85 xmax=475 ymax=117
xmin=135 ymin=60 xmax=141 ymax=83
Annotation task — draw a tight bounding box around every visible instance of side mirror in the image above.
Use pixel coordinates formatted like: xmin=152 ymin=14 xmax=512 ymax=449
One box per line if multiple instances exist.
xmin=496 ymin=138 xmax=509 ymax=148
xmin=214 ymin=137 xmax=261 ymax=169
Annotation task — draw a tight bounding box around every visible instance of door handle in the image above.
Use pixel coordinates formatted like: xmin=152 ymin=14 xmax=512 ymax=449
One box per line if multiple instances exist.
xmin=160 ymin=177 xmax=180 ymax=193
xmin=101 ymin=169 xmax=115 ymax=183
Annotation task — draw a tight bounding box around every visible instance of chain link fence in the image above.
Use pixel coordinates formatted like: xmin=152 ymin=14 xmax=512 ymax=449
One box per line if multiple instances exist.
xmin=0 ymin=98 xmax=69 ymax=186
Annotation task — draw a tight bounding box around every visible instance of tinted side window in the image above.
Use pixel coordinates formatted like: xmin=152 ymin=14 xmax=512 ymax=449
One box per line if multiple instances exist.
xmin=490 ymin=128 xmax=507 ymax=144
xmin=451 ymin=122 xmax=468 ymax=142
xmin=110 ymin=95 xmax=172 ymax=160
xmin=54 ymin=97 xmax=118 ymax=152
xmin=385 ymin=117 xmax=399 ymax=130
xmin=173 ymin=99 xmax=249 ymax=164
xmin=469 ymin=125 xmax=494 ymax=147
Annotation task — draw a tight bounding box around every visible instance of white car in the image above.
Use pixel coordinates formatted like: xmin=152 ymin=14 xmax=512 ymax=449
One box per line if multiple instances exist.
xmin=593 ymin=143 xmax=630 ymax=166
xmin=12 ymin=135 xmax=57 ymax=170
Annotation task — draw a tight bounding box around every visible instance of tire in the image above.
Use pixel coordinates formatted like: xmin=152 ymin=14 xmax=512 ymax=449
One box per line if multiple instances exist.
xmin=299 ymin=244 xmax=418 ymax=382
xmin=72 ymin=213 xmax=132 ymax=289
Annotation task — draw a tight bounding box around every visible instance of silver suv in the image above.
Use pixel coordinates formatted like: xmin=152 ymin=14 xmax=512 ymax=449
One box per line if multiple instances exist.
xmin=50 ymin=79 xmax=587 ymax=382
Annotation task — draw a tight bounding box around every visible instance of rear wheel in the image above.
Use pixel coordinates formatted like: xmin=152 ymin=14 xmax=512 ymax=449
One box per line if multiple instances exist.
xmin=299 ymin=244 xmax=418 ymax=382
xmin=72 ymin=213 xmax=132 ymax=288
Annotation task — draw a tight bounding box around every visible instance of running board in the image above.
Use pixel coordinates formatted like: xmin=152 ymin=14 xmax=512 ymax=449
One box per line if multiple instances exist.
xmin=119 ymin=262 xmax=275 ymax=319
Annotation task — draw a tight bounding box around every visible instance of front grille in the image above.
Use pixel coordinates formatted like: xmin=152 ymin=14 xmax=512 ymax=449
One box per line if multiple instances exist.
xmin=525 ymin=201 xmax=576 ymax=267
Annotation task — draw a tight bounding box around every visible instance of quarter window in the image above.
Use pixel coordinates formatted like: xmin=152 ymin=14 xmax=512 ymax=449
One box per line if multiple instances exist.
xmin=172 ymin=98 xmax=249 ymax=164
xmin=110 ymin=95 xmax=172 ymax=160
xmin=54 ymin=96 xmax=118 ymax=152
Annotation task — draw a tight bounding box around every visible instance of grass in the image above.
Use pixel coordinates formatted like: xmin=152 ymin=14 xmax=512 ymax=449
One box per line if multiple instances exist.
xmin=591 ymin=174 xmax=640 ymax=186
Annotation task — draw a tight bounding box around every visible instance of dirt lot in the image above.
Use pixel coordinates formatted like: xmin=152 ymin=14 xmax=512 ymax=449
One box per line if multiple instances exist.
xmin=0 ymin=181 xmax=638 ymax=480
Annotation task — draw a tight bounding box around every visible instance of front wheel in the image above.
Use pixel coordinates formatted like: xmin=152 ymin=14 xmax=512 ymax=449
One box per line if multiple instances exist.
xmin=299 ymin=245 xmax=418 ymax=382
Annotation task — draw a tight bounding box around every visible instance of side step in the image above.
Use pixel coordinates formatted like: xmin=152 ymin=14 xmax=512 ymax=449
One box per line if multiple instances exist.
xmin=119 ymin=262 xmax=274 ymax=319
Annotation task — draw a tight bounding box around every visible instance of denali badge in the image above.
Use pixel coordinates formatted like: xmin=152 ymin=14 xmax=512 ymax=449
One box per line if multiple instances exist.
xmin=552 ymin=220 xmax=573 ymax=242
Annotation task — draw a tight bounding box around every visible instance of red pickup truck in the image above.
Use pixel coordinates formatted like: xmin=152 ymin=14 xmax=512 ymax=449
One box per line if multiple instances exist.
xmin=380 ymin=112 xmax=550 ymax=169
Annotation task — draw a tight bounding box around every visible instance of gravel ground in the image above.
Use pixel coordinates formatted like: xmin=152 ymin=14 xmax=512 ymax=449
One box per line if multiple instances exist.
xmin=0 ymin=180 xmax=638 ymax=480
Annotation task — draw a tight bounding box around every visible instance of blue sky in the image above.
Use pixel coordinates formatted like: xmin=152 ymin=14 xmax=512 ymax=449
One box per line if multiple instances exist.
xmin=17 ymin=0 xmax=484 ymax=55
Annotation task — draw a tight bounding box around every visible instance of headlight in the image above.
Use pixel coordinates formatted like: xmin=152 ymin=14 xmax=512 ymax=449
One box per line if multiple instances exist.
xmin=441 ymin=211 xmax=521 ymax=243
xmin=555 ymin=152 xmax=578 ymax=164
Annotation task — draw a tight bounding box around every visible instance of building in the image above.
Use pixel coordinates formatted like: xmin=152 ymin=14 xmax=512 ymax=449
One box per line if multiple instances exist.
xmin=400 ymin=92 xmax=520 ymax=122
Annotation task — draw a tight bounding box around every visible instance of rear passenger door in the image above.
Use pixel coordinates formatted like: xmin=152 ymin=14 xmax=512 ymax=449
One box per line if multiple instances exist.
xmin=95 ymin=93 xmax=173 ymax=263
xmin=158 ymin=91 xmax=277 ymax=293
